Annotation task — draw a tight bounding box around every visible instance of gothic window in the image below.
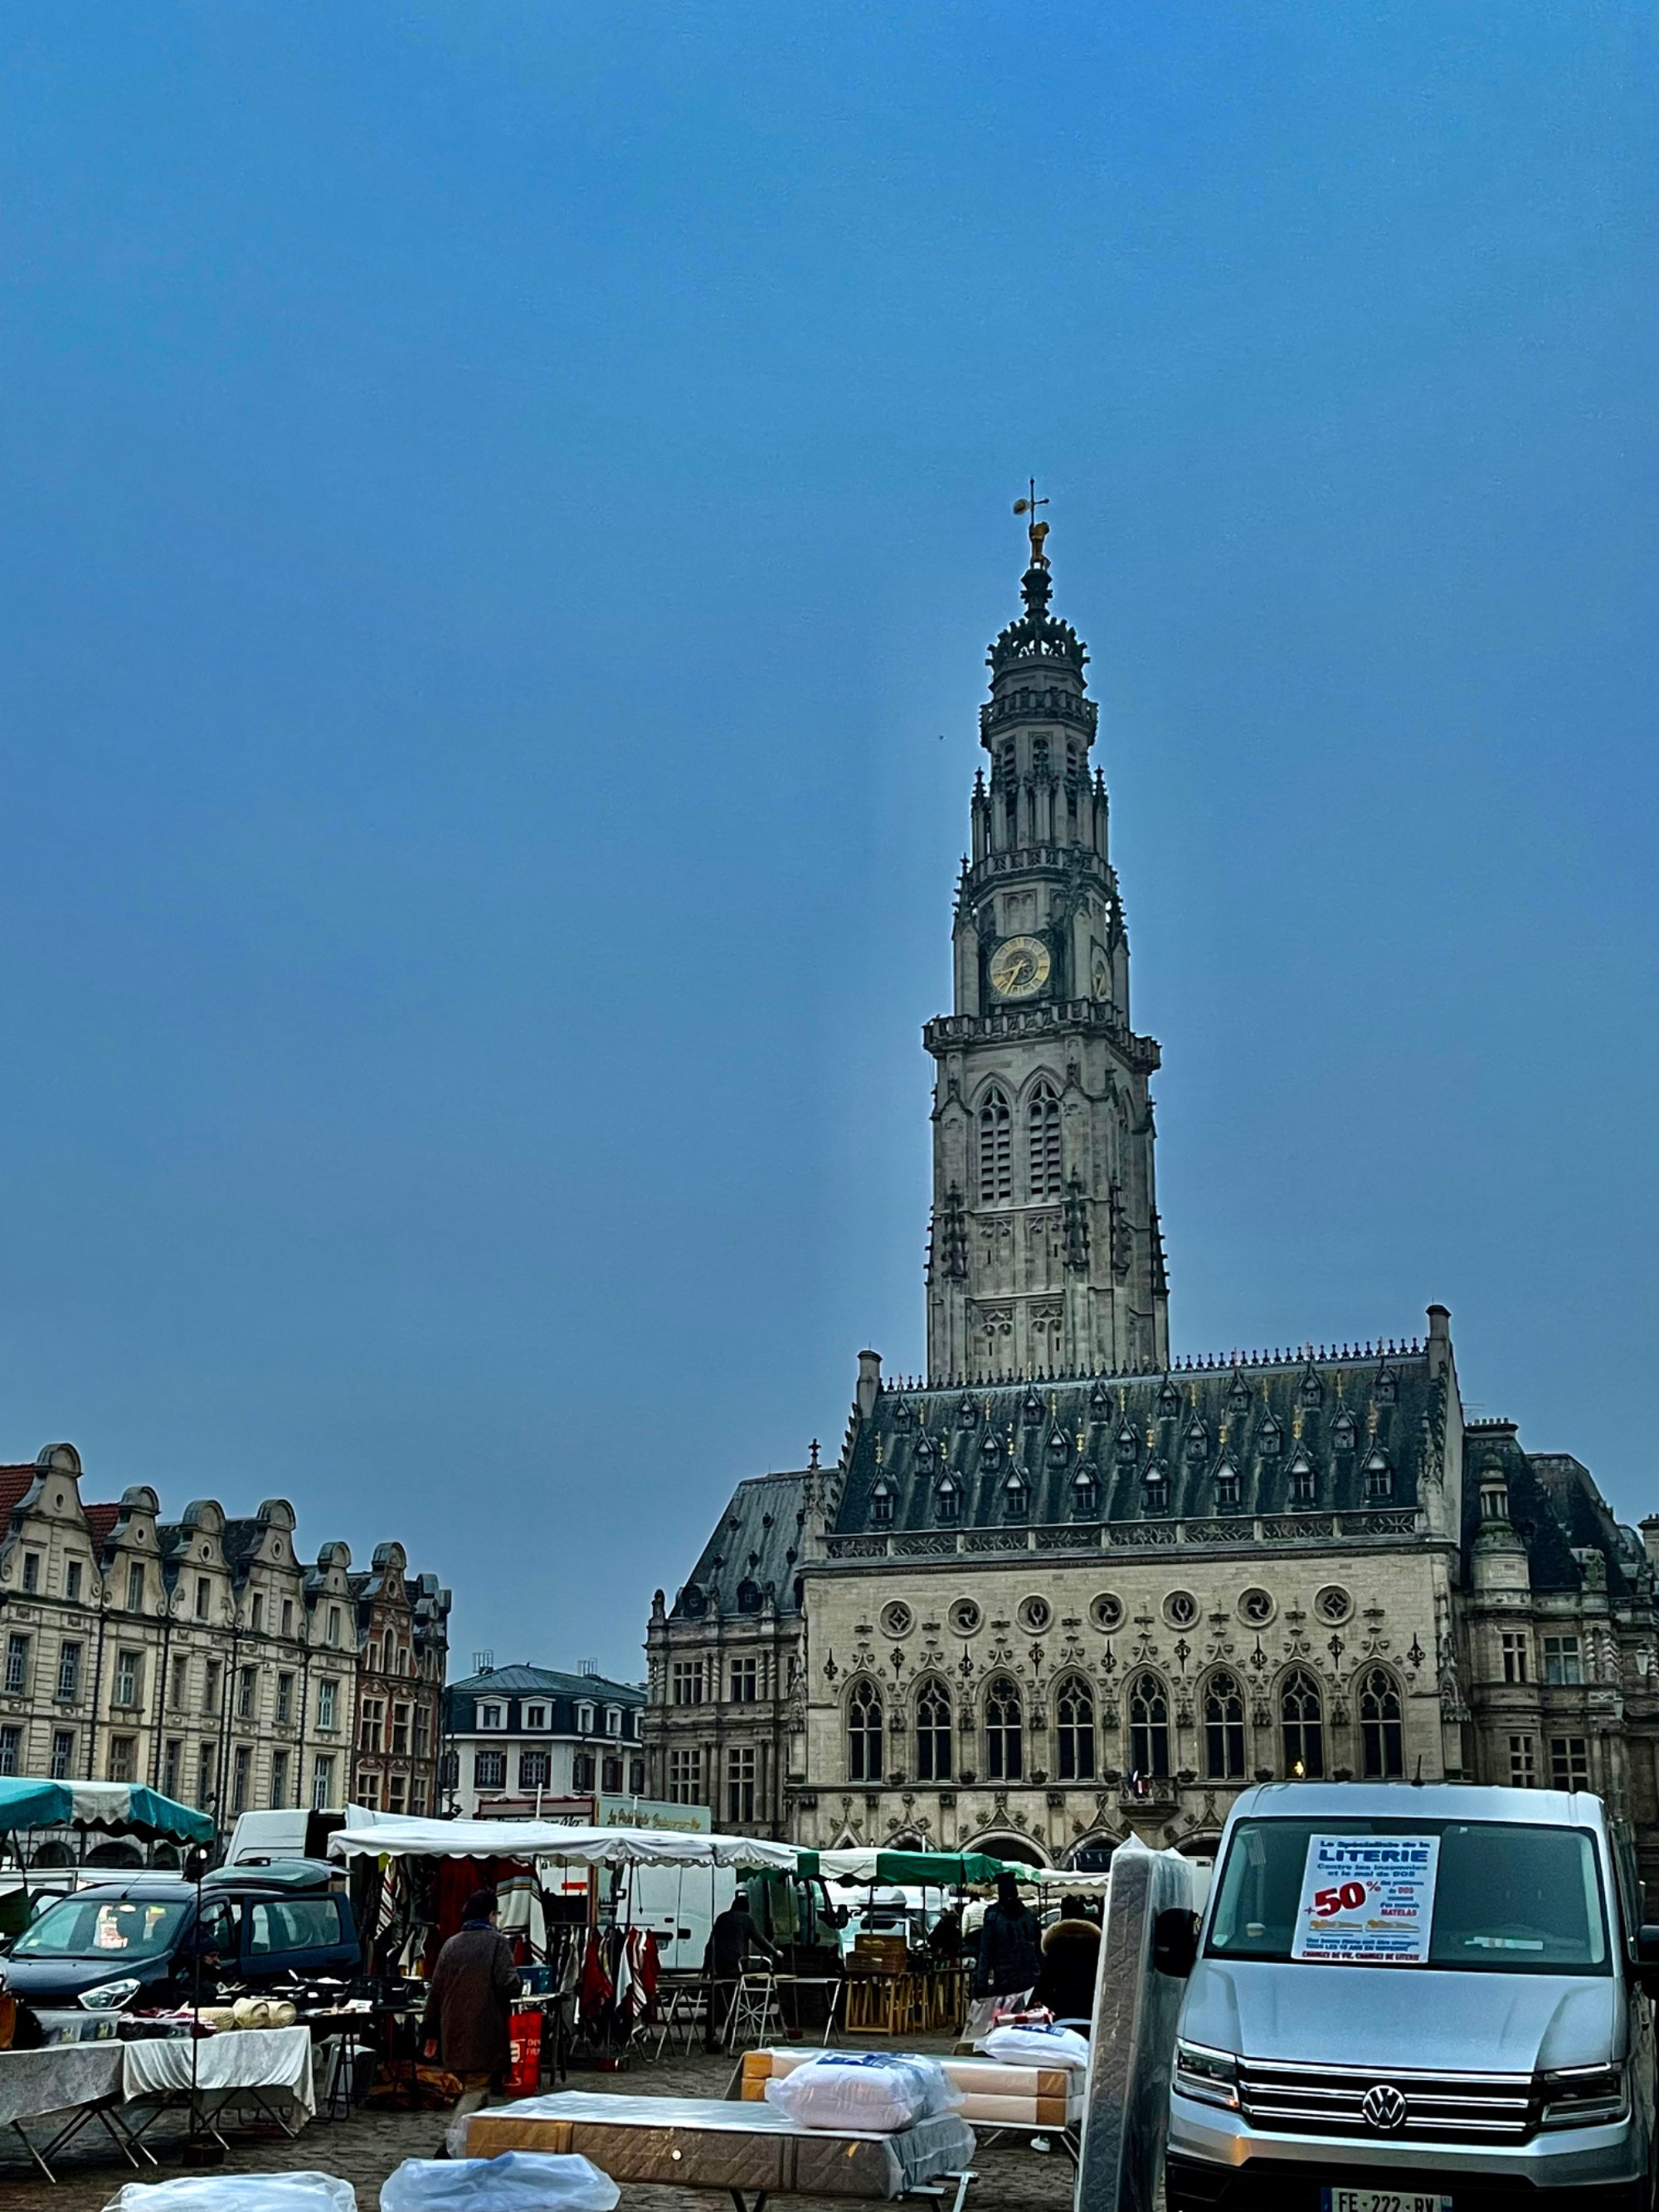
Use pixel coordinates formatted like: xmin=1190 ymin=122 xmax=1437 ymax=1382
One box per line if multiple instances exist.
xmin=1299 ymin=1367 xmax=1323 ymax=1408
xmin=868 ymin=1480 xmax=893 ymax=1527
xmin=1258 ymin=1415 xmax=1282 ymax=1456
xmin=985 ymin=1676 xmax=1023 ymax=1781
xmin=935 ymin=1476 xmax=961 ymax=1527
xmin=1287 ymin=1449 xmax=1316 ymax=1506
xmin=1184 ymin=1419 xmax=1207 ymax=1459
xmin=1363 ymin=1450 xmax=1393 ymax=1502
xmin=1157 ymin=1379 xmax=1181 ymax=1420
xmin=1142 ymin=1463 xmax=1170 ymax=1515
xmin=1128 ymin=1672 xmax=1170 ymax=1779
xmin=1033 ymin=736 xmax=1049 ymax=777
xmin=1331 ymin=1410 xmax=1357 ymax=1451
xmin=1055 ymin=1675 xmax=1096 ymax=1781
xmin=1214 ymin=1459 xmax=1241 ymax=1509
xmin=1116 ymin=1425 xmax=1139 ymax=1466
xmin=1360 ymin=1667 xmax=1404 ymax=1779
xmin=1027 ymin=1082 xmax=1063 ymax=1198
xmin=1004 ymin=1470 xmax=1029 ymax=1522
xmin=915 ymin=1682 xmax=953 ymax=1781
xmin=1204 ymin=1670 xmax=1246 ymax=1781
xmin=848 ymin=1680 xmax=884 ymax=1782
xmin=978 ymin=1089 xmax=1012 ymax=1205
xmin=1280 ymin=1669 xmax=1325 ymax=1778
xmin=1073 ymin=1468 xmax=1100 ymax=1518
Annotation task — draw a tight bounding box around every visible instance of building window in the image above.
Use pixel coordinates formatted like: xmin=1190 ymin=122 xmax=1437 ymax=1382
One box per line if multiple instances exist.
xmin=327 ymin=1606 xmax=341 ymax=1647
xmin=1551 ymin=1737 xmax=1590 ymax=1791
xmin=848 ymin=1680 xmax=884 ymax=1783
xmin=572 ymin=1752 xmax=595 ymax=1791
xmin=668 ymin=1748 xmax=703 ymax=1805
xmin=671 ymin=1661 xmax=705 ymax=1707
xmin=577 ymin=1703 xmax=595 ymax=1735
xmin=729 ymin=1658 xmax=757 ymax=1704
xmin=1128 ymin=1672 xmax=1170 ymax=1779
xmin=51 ymin=1729 xmax=75 ymax=1780
xmin=915 ymin=1683 xmax=952 ymax=1782
xmin=114 ymin=1649 xmax=142 ymax=1708
xmin=1360 ymin=1668 xmax=1404 ymax=1780
xmin=1004 ymin=1471 xmax=1029 ymax=1522
xmin=238 ymin=1667 xmax=256 ymax=1721
xmin=736 ymin=1579 xmax=762 ymax=1614
xmin=5 ymin=1634 xmax=28 ymax=1698
xmin=869 ymin=1480 xmax=893 ymax=1527
xmin=1073 ymin=1469 xmax=1100 ymax=1518
xmin=1027 ymin=1082 xmax=1062 ymax=1199
xmin=197 ymin=1744 xmax=216 ymax=1811
xmin=392 ymin=1703 xmax=410 ymax=1756
xmin=411 ymin=1779 xmax=428 ymax=1814
xmin=22 ymin=1552 xmax=40 ymax=1595
xmin=56 ymin=1643 xmax=83 ymax=1702
xmin=1363 ymin=1450 xmax=1392 ymax=1501
xmin=1280 ymin=1669 xmax=1325 ymax=1778
xmin=0 ymin=1727 xmax=19 ymax=1776
xmin=935 ymin=1477 xmax=961 ymax=1526
xmin=978 ymin=1087 xmax=1012 ymax=1203
xmin=231 ymin=1745 xmax=251 ymax=1812
xmin=270 ymin=1749 xmax=289 ymax=1808
xmin=66 ymin=1561 xmax=83 ymax=1602
xmin=170 ymin=1655 xmax=189 ymax=1709
xmin=317 ymin=1678 xmax=338 ymax=1731
xmin=163 ymin=1740 xmax=182 ymax=1797
xmin=524 ymin=1703 xmax=547 ymax=1729
xmin=280 ymin=1600 xmax=294 ymax=1638
xmin=1204 ymin=1671 xmax=1246 ymax=1781
xmin=1288 ymin=1454 xmax=1317 ymax=1507
xmin=1214 ymin=1462 xmax=1241 ymax=1510
xmin=601 ymin=1755 xmax=622 ymax=1792
xmin=519 ymin=1750 xmax=551 ymax=1791
xmin=275 ymin=1673 xmax=294 ymax=1724
xmin=727 ymin=1747 xmax=757 ymax=1824
xmin=196 ymin=1576 xmax=210 ymax=1620
xmin=985 ymin=1676 xmax=1023 ymax=1782
xmin=250 ymin=1595 xmax=264 ymax=1634
xmin=1509 ymin=1734 xmax=1537 ymax=1788
xmin=108 ymin=1735 xmax=136 ymax=1783
xmin=1501 ymin=1632 xmax=1530 ymax=1684
xmin=479 ymin=1702 xmax=504 ymax=1729
xmin=474 ymin=1749 xmax=507 ymax=1791
xmin=203 ymin=1661 xmax=221 ymax=1716
xmin=312 ymin=1754 xmax=336 ymax=1810
xmin=629 ymin=1759 xmax=645 ymax=1793
xmin=1055 ymin=1675 xmax=1096 ymax=1781
xmin=414 ymin=1706 xmax=431 ymax=1757
xmin=388 ymin=1773 xmax=407 ymax=1814
xmin=1544 ymin=1635 xmax=1583 ymax=1686
xmin=1143 ymin=1467 xmax=1169 ymax=1516
xmin=359 ymin=1700 xmax=384 ymax=1754
xmin=357 ymin=1771 xmax=382 ymax=1809
xmin=605 ymin=1707 xmax=622 ymax=1737
xmin=127 ymin=1563 xmax=144 ymax=1611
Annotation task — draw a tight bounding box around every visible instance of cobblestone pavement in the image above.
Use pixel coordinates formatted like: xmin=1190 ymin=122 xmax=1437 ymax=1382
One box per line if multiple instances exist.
xmin=0 ymin=2037 xmax=1082 ymax=2211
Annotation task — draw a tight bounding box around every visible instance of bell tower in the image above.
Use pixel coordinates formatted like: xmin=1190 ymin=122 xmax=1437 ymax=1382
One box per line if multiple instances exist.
xmin=923 ymin=509 xmax=1170 ymax=1382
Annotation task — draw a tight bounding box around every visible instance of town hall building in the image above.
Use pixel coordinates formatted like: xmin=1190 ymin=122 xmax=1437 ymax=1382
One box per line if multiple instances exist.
xmin=645 ymin=520 xmax=1659 ymax=1882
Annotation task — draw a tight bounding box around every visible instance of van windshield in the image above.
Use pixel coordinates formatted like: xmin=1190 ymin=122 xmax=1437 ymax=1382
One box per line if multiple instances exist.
xmin=1207 ymin=1818 xmax=1611 ymax=1975
xmin=13 ymin=1896 xmax=188 ymax=1961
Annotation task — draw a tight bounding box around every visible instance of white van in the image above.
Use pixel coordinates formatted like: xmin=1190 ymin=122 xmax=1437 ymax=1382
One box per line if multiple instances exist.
xmin=1163 ymin=1782 xmax=1659 ymax=2211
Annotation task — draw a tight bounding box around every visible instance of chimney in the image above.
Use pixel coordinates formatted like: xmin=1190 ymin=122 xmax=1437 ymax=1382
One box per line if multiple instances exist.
xmin=1426 ymin=1303 xmax=1452 ymax=1377
xmin=856 ymin=1349 xmax=882 ymax=1421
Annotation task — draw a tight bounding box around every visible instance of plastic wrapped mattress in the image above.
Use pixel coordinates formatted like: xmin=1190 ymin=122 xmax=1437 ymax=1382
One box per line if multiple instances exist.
xmin=465 ymin=2092 xmax=975 ymax=2199
xmin=741 ymin=2046 xmax=1081 ymax=2129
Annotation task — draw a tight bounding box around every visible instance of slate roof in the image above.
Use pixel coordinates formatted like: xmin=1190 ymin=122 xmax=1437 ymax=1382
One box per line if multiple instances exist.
xmin=671 ymin=1469 xmax=812 ymax=1622
xmin=835 ymin=1346 xmax=1441 ymax=1533
xmin=1462 ymin=1423 xmax=1647 ymax=1598
xmin=450 ymin=1664 xmax=643 ymax=1703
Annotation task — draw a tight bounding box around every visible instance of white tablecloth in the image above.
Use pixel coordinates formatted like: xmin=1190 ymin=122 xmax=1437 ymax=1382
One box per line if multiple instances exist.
xmin=0 ymin=2042 xmax=124 ymax=2126
xmin=122 ymin=2025 xmax=315 ymax=2122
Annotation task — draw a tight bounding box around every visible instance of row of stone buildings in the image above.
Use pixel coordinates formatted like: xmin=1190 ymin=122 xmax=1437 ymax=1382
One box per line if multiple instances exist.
xmin=0 ymin=1445 xmax=450 ymax=1837
xmin=644 ymin=523 xmax=1659 ymax=1883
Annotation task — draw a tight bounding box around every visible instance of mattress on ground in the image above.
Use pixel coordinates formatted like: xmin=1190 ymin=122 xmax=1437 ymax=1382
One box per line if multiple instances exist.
xmin=741 ymin=2046 xmax=1080 ymax=2127
xmin=465 ymin=2092 xmax=975 ymax=2200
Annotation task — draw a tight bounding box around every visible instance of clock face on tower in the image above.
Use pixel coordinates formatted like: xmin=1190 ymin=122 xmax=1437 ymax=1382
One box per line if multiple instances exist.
xmin=988 ymin=935 xmax=1052 ymax=1000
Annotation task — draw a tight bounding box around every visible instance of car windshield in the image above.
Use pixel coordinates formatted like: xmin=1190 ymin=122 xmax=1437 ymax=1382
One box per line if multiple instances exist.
xmin=12 ymin=1896 xmax=188 ymax=1961
xmin=1207 ymin=1818 xmax=1611 ymax=1975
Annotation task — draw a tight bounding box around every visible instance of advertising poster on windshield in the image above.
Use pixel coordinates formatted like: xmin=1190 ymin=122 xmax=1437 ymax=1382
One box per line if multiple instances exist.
xmin=1292 ymin=1833 xmax=1441 ymax=1964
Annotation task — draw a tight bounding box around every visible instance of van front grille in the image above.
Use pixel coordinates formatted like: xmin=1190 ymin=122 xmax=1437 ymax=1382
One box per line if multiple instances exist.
xmin=1238 ymin=2057 xmax=1534 ymax=2144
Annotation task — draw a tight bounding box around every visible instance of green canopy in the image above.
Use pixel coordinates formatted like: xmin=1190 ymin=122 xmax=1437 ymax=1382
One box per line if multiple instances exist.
xmin=0 ymin=1776 xmax=214 ymax=1844
xmin=795 ymin=1848 xmax=1017 ymax=1888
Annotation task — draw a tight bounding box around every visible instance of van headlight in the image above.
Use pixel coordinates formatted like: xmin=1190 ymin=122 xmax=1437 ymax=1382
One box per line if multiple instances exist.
xmin=77 ymin=1977 xmax=142 ymax=2011
xmin=1539 ymin=2062 xmax=1627 ymax=2128
xmin=1175 ymin=2039 xmax=1240 ymax=2111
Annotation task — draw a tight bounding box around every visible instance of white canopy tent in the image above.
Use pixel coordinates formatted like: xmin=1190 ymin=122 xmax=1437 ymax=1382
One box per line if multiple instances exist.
xmin=328 ymin=1811 xmax=798 ymax=1870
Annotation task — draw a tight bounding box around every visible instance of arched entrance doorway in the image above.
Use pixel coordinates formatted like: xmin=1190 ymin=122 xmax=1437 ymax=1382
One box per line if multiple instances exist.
xmin=966 ymin=1831 xmax=1049 ymax=1868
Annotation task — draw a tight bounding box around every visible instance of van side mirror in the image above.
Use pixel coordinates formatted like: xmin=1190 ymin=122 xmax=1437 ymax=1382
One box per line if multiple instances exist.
xmin=1153 ymin=1908 xmax=1199 ymax=1980
xmin=1636 ymin=1926 xmax=1659 ymax=2000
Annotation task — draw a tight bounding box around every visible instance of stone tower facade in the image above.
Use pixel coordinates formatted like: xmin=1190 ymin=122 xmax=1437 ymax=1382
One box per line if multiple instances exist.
xmin=924 ymin=530 xmax=1170 ymax=1382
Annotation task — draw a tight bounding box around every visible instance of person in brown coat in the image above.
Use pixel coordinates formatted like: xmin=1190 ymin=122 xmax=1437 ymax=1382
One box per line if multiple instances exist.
xmin=422 ymin=1889 xmax=523 ymax=2130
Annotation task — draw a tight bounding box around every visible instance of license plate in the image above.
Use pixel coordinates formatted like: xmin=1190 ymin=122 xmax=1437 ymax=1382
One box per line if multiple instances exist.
xmin=1320 ymin=2192 xmax=1452 ymax=2212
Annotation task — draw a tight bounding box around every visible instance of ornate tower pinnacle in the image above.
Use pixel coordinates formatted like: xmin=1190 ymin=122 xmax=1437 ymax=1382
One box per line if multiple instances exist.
xmin=922 ymin=514 xmax=1170 ymax=1382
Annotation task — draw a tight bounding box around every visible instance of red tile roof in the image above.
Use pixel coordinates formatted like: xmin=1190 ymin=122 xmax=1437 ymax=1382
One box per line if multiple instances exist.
xmin=0 ymin=1465 xmax=40 ymax=1521
xmin=85 ymin=1504 xmax=120 ymax=1551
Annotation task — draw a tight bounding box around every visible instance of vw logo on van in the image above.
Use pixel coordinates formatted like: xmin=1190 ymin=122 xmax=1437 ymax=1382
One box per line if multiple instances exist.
xmin=1360 ymin=2083 xmax=1409 ymax=2133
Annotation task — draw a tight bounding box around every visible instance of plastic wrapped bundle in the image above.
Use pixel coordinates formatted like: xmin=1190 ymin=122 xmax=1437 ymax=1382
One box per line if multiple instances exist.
xmin=983 ymin=2022 xmax=1091 ymax=2069
xmin=380 ymin=2153 xmax=620 ymax=2211
xmin=763 ymin=2052 xmax=963 ymax=2133
xmin=103 ymin=2176 xmax=355 ymax=2212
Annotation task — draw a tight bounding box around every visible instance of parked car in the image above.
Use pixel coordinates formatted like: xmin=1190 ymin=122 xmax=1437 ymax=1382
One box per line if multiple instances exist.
xmin=1163 ymin=1781 xmax=1659 ymax=2210
xmin=0 ymin=1863 xmax=360 ymax=2010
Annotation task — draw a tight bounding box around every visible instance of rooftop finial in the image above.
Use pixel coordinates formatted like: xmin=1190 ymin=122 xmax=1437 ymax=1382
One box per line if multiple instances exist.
xmin=1013 ymin=480 xmax=1052 ymax=616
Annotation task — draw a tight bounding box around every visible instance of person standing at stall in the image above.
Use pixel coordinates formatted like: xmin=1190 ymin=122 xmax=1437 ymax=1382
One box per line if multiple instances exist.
xmin=702 ymin=1892 xmax=775 ymax=2052
xmin=423 ymin=1889 xmax=522 ymax=2132
xmin=966 ymin=1871 xmax=1040 ymax=2042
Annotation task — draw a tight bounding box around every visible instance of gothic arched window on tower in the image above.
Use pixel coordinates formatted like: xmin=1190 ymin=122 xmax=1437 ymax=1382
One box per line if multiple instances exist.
xmin=1204 ymin=1671 xmax=1247 ymax=1781
xmin=985 ymin=1676 xmax=1023 ymax=1781
xmin=1360 ymin=1667 xmax=1404 ymax=1779
xmin=1280 ymin=1669 xmax=1325 ymax=1778
xmin=848 ymin=1680 xmax=883 ymax=1782
xmin=915 ymin=1682 xmax=952 ymax=1781
xmin=1055 ymin=1675 xmax=1097 ymax=1781
xmin=978 ymin=1088 xmax=1012 ymax=1205
xmin=1027 ymin=1082 xmax=1063 ymax=1199
xmin=1128 ymin=1672 xmax=1170 ymax=1779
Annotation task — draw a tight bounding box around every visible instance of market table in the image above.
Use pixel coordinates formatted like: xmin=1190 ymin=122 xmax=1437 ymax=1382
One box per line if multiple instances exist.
xmin=0 ymin=2041 xmax=151 ymax=2183
xmin=122 ymin=2024 xmax=316 ymax=2147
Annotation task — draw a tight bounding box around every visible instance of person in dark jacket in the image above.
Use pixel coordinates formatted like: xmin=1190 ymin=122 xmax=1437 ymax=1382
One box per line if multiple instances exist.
xmin=702 ymin=1893 xmax=775 ymax=2051
xmin=1033 ymin=1910 xmax=1102 ymax=2026
xmin=422 ymin=1889 xmax=522 ymax=2128
xmin=971 ymin=1871 xmax=1040 ymax=2020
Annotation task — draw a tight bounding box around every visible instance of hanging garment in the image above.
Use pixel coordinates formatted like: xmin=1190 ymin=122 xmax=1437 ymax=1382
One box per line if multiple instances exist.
xmin=578 ymin=1928 xmax=613 ymax=2020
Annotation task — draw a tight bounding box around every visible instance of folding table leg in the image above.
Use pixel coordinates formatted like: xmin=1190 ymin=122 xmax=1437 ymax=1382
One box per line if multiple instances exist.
xmin=10 ymin=2118 xmax=57 ymax=2185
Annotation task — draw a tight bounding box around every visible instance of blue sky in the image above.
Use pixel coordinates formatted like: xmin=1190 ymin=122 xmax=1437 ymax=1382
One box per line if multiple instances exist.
xmin=2 ymin=4 xmax=1654 ymax=1679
